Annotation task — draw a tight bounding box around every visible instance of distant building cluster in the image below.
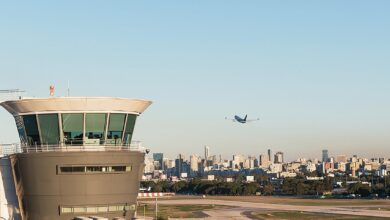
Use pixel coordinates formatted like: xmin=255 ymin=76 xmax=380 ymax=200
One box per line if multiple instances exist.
xmin=143 ymin=146 xmax=390 ymax=181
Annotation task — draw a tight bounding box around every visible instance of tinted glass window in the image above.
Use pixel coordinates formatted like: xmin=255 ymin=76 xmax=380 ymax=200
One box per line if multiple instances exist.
xmin=23 ymin=115 xmax=41 ymax=145
xmin=58 ymin=165 xmax=131 ymax=174
xmin=85 ymin=113 xmax=106 ymax=145
xmin=107 ymin=113 xmax=126 ymax=145
xmin=111 ymin=166 xmax=126 ymax=172
xmin=86 ymin=166 xmax=103 ymax=172
xmin=62 ymin=113 xmax=84 ymax=145
xmin=59 ymin=166 xmax=72 ymax=173
xmin=123 ymin=114 xmax=137 ymax=145
xmin=72 ymin=166 xmax=86 ymax=172
xmin=14 ymin=116 xmax=27 ymax=145
xmin=38 ymin=114 xmax=60 ymax=145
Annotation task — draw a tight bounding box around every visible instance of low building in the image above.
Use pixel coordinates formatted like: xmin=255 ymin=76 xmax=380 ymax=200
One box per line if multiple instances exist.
xmin=246 ymin=176 xmax=254 ymax=182
xmin=207 ymin=175 xmax=215 ymax=181
xmin=226 ymin=177 xmax=234 ymax=182
xmin=280 ymin=172 xmax=297 ymax=178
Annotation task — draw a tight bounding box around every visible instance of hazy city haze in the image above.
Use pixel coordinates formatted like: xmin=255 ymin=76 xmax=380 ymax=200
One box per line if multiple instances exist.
xmin=0 ymin=1 xmax=389 ymax=161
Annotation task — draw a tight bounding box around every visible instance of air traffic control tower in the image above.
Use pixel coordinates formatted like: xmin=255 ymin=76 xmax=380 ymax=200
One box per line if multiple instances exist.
xmin=0 ymin=97 xmax=152 ymax=220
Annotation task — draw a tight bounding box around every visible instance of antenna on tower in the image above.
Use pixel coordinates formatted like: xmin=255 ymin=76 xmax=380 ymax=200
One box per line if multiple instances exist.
xmin=50 ymin=85 xmax=55 ymax=96
xmin=67 ymin=80 xmax=70 ymax=97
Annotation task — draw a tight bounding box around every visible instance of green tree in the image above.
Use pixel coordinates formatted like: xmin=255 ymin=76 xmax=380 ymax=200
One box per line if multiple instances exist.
xmin=243 ymin=182 xmax=259 ymax=195
xmin=348 ymin=183 xmax=371 ymax=197
xmin=296 ymin=182 xmax=309 ymax=195
xmin=172 ymin=181 xmax=187 ymax=193
xmin=229 ymin=182 xmax=242 ymax=195
xmin=262 ymin=184 xmax=274 ymax=196
xmin=152 ymin=183 xmax=162 ymax=192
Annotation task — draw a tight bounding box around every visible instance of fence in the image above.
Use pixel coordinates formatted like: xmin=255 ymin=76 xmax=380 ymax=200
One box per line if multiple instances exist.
xmin=0 ymin=141 xmax=147 ymax=155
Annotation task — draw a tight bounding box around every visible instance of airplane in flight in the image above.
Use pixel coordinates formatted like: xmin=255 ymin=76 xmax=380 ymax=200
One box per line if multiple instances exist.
xmin=226 ymin=114 xmax=260 ymax=124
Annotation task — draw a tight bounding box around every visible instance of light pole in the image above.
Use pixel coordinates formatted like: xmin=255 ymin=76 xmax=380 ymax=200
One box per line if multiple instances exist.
xmin=155 ymin=197 xmax=158 ymax=220
xmin=144 ymin=204 xmax=146 ymax=220
xmin=134 ymin=201 xmax=138 ymax=218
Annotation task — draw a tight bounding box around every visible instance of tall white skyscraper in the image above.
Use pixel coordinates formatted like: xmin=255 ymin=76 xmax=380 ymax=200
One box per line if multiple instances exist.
xmin=190 ymin=154 xmax=200 ymax=172
xmin=204 ymin=145 xmax=210 ymax=160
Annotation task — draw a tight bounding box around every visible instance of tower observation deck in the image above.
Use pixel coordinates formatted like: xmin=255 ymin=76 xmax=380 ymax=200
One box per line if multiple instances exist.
xmin=0 ymin=97 xmax=152 ymax=220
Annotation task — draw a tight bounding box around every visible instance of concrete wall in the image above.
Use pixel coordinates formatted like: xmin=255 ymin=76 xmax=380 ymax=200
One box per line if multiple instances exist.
xmin=11 ymin=151 xmax=145 ymax=220
xmin=0 ymin=157 xmax=21 ymax=220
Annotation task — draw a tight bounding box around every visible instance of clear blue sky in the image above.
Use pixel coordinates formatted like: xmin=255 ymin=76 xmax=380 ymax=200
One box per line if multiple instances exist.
xmin=0 ymin=1 xmax=389 ymax=161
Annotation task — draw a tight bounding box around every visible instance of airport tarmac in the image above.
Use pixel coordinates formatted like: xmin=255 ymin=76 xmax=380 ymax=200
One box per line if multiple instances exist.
xmin=144 ymin=198 xmax=390 ymax=219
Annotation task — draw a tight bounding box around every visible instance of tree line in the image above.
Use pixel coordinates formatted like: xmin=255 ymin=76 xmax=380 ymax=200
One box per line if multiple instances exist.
xmin=140 ymin=174 xmax=390 ymax=197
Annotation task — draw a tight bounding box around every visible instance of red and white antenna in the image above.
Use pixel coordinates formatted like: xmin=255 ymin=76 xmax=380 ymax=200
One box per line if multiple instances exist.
xmin=49 ymin=85 xmax=55 ymax=96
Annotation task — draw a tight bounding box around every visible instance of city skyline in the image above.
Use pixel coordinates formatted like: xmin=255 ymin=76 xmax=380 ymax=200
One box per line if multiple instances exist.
xmin=149 ymin=146 xmax=386 ymax=166
xmin=0 ymin=1 xmax=390 ymax=161
xmin=144 ymin=145 xmax=390 ymax=182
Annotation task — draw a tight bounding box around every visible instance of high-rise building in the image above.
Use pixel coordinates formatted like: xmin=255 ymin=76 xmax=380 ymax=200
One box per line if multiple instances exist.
xmin=175 ymin=153 xmax=185 ymax=177
xmin=0 ymin=97 xmax=152 ymax=220
xmin=322 ymin=149 xmax=329 ymax=162
xmin=153 ymin=153 xmax=164 ymax=170
xmin=233 ymin=154 xmax=245 ymax=169
xmin=204 ymin=145 xmax=210 ymax=160
xmin=164 ymin=158 xmax=175 ymax=169
xmin=254 ymin=158 xmax=259 ymax=167
xmin=335 ymin=155 xmax=347 ymax=163
xmin=199 ymin=159 xmax=206 ymax=175
xmin=190 ymin=154 xmax=200 ymax=172
xmin=144 ymin=157 xmax=155 ymax=173
xmin=211 ymin=155 xmax=217 ymax=164
xmin=274 ymin=151 xmax=284 ymax=163
xmin=248 ymin=156 xmax=256 ymax=168
xmin=267 ymin=149 xmax=273 ymax=163
xmin=334 ymin=162 xmax=346 ymax=172
xmin=259 ymin=154 xmax=269 ymax=168
xmin=244 ymin=159 xmax=250 ymax=169
xmin=244 ymin=156 xmax=256 ymax=169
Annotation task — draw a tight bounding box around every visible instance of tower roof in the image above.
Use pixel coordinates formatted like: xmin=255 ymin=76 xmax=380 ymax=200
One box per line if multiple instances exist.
xmin=0 ymin=97 xmax=152 ymax=115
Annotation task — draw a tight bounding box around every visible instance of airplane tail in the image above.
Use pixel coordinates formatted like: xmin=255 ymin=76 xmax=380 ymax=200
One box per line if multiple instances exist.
xmin=244 ymin=114 xmax=247 ymax=121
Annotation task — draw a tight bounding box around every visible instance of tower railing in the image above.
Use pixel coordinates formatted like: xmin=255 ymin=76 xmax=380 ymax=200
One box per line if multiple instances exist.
xmin=0 ymin=143 xmax=22 ymax=156
xmin=0 ymin=141 xmax=147 ymax=155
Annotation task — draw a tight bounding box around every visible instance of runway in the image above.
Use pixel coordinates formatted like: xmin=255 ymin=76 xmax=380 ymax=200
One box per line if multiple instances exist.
xmin=144 ymin=198 xmax=390 ymax=219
